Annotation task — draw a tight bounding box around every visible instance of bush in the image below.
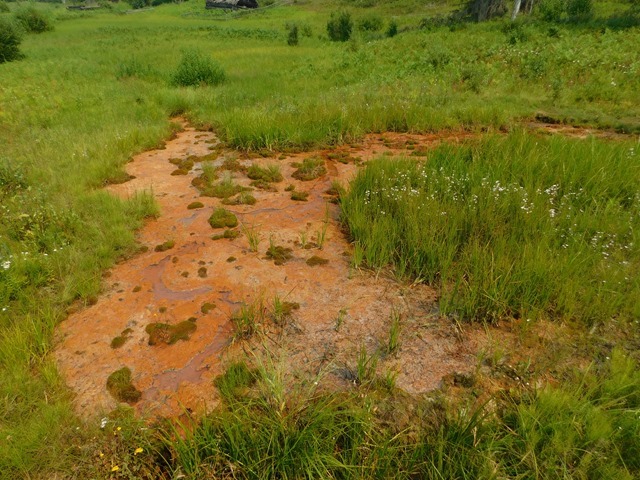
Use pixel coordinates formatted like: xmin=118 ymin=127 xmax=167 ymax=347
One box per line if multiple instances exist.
xmin=170 ymin=49 xmax=225 ymax=87
xmin=537 ymin=0 xmax=565 ymax=20
xmin=327 ymin=11 xmax=352 ymax=42
xmin=386 ymin=20 xmax=398 ymax=37
xmin=566 ymin=0 xmax=593 ymax=17
xmin=357 ymin=14 xmax=383 ymax=32
xmin=0 ymin=17 xmax=21 ymax=63
xmin=0 ymin=2 xmax=10 ymax=13
xmin=287 ymin=24 xmax=299 ymax=46
xmin=13 ymin=6 xmax=53 ymax=33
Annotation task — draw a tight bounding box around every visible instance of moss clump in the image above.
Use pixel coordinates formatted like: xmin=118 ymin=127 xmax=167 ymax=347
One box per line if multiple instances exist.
xmin=291 ymin=191 xmax=309 ymax=201
xmin=106 ymin=367 xmax=142 ymax=404
xmin=306 ymin=255 xmax=329 ymax=267
xmin=211 ymin=228 xmax=241 ymax=240
xmin=169 ymin=158 xmax=194 ymax=175
xmin=226 ymin=256 xmax=237 ymax=263
xmin=284 ymin=184 xmax=295 ymax=192
xmin=247 ymin=164 xmax=283 ymax=183
xmin=209 ymin=208 xmax=238 ymax=229
xmin=145 ymin=321 xmax=197 ymax=346
xmin=327 ymin=151 xmax=358 ymax=164
xmin=221 ymin=157 xmax=247 ymax=173
xmin=266 ymin=245 xmax=293 ymax=265
xmin=291 ymin=157 xmax=327 ymax=181
xmin=201 ymin=302 xmax=216 ymax=314
xmin=222 ymin=192 xmax=257 ymax=206
xmin=132 ymin=285 xmax=142 ymax=293
xmin=154 ymin=240 xmax=175 ymax=252
xmin=198 ymin=267 xmax=207 ymax=278
xmin=110 ymin=336 xmax=127 ymax=349
xmin=204 ymin=179 xmax=250 ymax=199
xmin=187 ymin=201 xmax=204 ymax=210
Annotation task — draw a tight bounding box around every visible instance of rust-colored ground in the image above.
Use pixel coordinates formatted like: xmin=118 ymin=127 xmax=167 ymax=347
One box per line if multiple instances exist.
xmin=55 ymin=121 xmax=622 ymax=419
xmin=54 ymin=124 xmax=485 ymax=419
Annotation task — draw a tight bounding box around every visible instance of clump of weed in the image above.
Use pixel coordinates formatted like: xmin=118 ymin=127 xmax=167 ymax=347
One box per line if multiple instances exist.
xmin=284 ymin=184 xmax=295 ymax=192
xmin=386 ymin=20 xmax=398 ymax=38
xmin=222 ymin=192 xmax=257 ymax=206
xmin=231 ymin=301 xmax=264 ymax=340
xmin=0 ymin=2 xmax=9 ymax=13
xmin=132 ymin=285 xmax=142 ymax=293
xmin=211 ymin=228 xmax=240 ymax=240
xmin=154 ymin=240 xmax=175 ymax=252
xmin=286 ymin=24 xmax=299 ymax=46
xmin=292 ymin=157 xmax=327 ymax=181
xmin=209 ymin=208 xmax=238 ymax=229
xmin=201 ymin=302 xmax=216 ymax=314
xmin=198 ymin=267 xmax=207 ymax=278
xmin=327 ymin=11 xmax=352 ymax=42
xmin=247 ymin=163 xmax=283 ymax=183
xmin=145 ymin=320 xmax=197 ymax=346
xmin=226 ymin=256 xmax=236 ymax=263
xmin=14 ymin=6 xmax=53 ymax=34
xmin=242 ymin=224 xmax=261 ymax=252
xmin=171 ymin=49 xmax=225 ymax=87
xmin=325 ymin=181 xmax=345 ymax=198
xmin=110 ymin=328 xmax=133 ymax=349
xmin=250 ymin=179 xmax=278 ymax=192
xmin=272 ymin=295 xmax=300 ymax=326
xmin=384 ymin=310 xmax=401 ymax=356
xmin=191 ymin=162 xmax=218 ymax=193
xmin=187 ymin=201 xmax=204 ymax=210
xmin=214 ymin=361 xmax=259 ymax=400
xmin=306 ymin=255 xmax=329 ymax=267
xmin=0 ymin=17 xmax=22 ymax=64
xmin=106 ymin=367 xmax=141 ymax=404
xmin=291 ymin=191 xmax=309 ymax=202
xmin=266 ymin=237 xmax=293 ymax=265
xmin=203 ymin=173 xmax=251 ymax=199
xmin=327 ymin=151 xmax=358 ymax=164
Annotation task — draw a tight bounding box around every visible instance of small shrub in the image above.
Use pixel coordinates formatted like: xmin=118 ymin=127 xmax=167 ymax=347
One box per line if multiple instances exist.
xmin=14 ymin=6 xmax=53 ymax=34
xmin=537 ymin=0 xmax=565 ymax=21
xmin=358 ymin=14 xmax=383 ymax=32
xmin=291 ymin=190 xmax=309 ymax=201
xmin=386 ymin=20 xmax=398 ymax=37
xmin=0 ymin=18 xmax=21 ymax=63
xmin=171 ymin=49 xmax=225 ymax=88
xmin=327 ymin=11 xmax=352 ymax=42
xmin=128 ymin=0 xmax=149 ymax=9
xmin=287 ymin=24 xmax=299 ymax=46
xmin=566 ymin=0 xmax=593 ymax=18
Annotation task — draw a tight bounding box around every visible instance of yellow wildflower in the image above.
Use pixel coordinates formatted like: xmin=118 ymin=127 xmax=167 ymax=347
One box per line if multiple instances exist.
xmin=134 ymin=447 xmax=144 ymax=455
xmin=111 ymin=465 xmax=119 ymax=472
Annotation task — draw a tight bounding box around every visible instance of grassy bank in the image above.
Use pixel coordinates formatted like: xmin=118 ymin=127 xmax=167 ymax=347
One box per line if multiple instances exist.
xmin=342 ymin=133 xmax=640 ymax=323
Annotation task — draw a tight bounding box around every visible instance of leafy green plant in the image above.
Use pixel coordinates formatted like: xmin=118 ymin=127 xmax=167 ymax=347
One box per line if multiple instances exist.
xmin=171 ymin=49 xmax=225 ymax=87
xmin=287 ymin=23 xmax=299 ymax=46
xmin=386 ymin=20 xmax=398 ymax=37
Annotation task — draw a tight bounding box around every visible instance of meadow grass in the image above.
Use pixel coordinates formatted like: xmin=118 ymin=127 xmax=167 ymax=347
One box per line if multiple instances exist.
xmin=342 ymin=132 xmax=640 ymax=323
xmin=0 ymin=0 xmax=639 ymax=476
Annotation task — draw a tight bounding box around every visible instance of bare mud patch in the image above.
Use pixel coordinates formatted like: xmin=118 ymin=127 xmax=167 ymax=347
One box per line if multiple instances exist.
xmin=54 ymin=124 xmax=540 ymax=419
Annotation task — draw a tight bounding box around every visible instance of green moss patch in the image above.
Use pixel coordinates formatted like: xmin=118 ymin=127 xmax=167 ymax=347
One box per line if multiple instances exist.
xmin=145 ymin=320 xmax=197 ymax=346
xmin=266 ymin=245 xmax=293 ymax=265
xmin=306 ymin=255 xmax=329 ymax=267
xmin=201 ymin=302 xmax=216 ymax=314
xmin=198 ymin=267 xmax=207 ymax=278
xmin=106 ymin=367 xmax=142 ymax=404
xmin=209 ymin=208 xmax=238 ymax=229
xmin=291 ymin=157 xmax=327 ymax=181
xmin=211 ymin=228 xmax=241 ymax=240
xmin=110 ymin=327 xmax=133 ymax=349
xmin=187 ymin=201 xmax=204 ymax=210
xmin=154 ymin=240 xmax=175 ymax=252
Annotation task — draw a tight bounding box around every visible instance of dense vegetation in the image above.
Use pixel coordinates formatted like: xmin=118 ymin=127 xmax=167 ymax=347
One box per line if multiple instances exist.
xmin=1 ymin=0 xmax=639 ymax=477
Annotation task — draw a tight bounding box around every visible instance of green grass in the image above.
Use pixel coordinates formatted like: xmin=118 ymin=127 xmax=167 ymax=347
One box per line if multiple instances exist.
xmin=342 ymin=132 xmax=640 ymax=324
